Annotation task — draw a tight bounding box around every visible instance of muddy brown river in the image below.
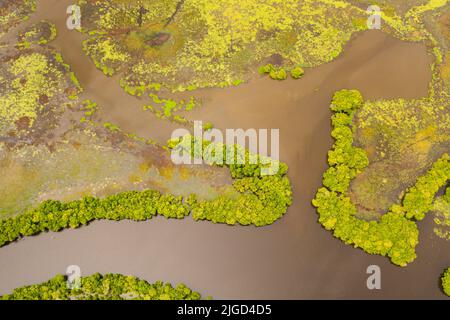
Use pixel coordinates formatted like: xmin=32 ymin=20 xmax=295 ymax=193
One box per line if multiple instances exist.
xmin=0 ymin=0 xmax=449 ymax=299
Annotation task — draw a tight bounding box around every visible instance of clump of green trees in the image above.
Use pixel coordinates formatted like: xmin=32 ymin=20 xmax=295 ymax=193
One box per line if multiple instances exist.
xmin=258 ymin=64 xmax=287 ymax=80
xmin=444 ymin=187 xmax=450 ymax=203
xmin=290 ymin=66 xmax=304 ymax=79
xmin=313 ymin=89 xmax=450 ymax=267
xmin=402 ymin=158 xmax=450 ymax=220
xmin=1 ymin=273 xmax=202 ymax=300
xmin=170 ymin=136 xmax=293 ymax=226
xmin=442 ymin=268 xmax=450 ymax=297
xmin=0 ymin=190 xmax=188 ymax=247
xmin=17 ymin=20 xmax=57 ymax=49
xmin=0 ymin=137 xmax=292 ymax=246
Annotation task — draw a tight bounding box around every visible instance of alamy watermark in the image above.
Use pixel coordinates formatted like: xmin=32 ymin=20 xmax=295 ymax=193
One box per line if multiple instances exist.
xmin=367 ymin=5 xmax=382 ymax=30
xmin=170 ymin=121 xmax=280 ymax=176
xmin=66 ymin=5 xmax=81 ymax=30
xmin=66 ymin=265 xmax=81 ymax=290
xmin=366 ymin=265 xmax=381 ymax=290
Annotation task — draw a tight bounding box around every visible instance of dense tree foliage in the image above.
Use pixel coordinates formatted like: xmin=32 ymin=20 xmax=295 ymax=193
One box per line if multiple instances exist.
xmin=78 ymin=0 xmax=389 ymax=92
xmin=171 ymin=135 xmax=293 ymax=226
xmin=322 ymin=165 xmax=356 ymax=193
xmin=0 ymin=190 xmax=189 ymax=247
xmin=442 ymin=268 xmax=450 ymax=297
xmin=313 ymin=89 xmax=449 ymax=267
xmin=76 ymin=0 xmax=449 ymax=92
xmin=1 ymin=273 xmax=202 ymax=300
xmin=258 ymin=64 xmax=287 ymax=80
xmin=269 ymin=68 xmax=287 ymax=80
xmin=330 ymin=89 xmax=364 ymax=114
xmin=259 ymin=64 xmax=306 ymax=80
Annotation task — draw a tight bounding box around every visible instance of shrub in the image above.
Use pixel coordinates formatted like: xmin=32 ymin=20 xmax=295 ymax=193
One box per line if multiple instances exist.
xmin=269 ymin=68 xmax=287 ymax=80
xmin=258 ymin=64 xmax=287 ymax=80
xmin=402 ymin=154 xmax=450 ymax=220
